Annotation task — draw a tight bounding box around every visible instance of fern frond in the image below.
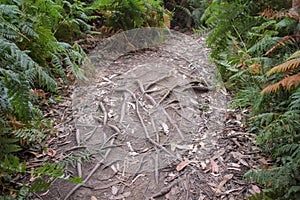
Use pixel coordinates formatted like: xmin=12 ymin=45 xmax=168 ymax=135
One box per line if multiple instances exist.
xmin=260 ymin=8 xmax=300 ymax=21
xmin=265 ymin=35 xmax=300 ymax=56
xmin=288 ymin=50 xmax=300 ymax=60
xmin=261 ymin=73 xmax=300 ymax=94
xmin=276 ymin=143 xmax=300 ymax=159
xmin=267 ymin=58 xmax=300 ymax=76
xmin=13 ymin=128 xmax=46 ymax=143
xmin=36 ymin=67 xmax=57 ymax=92
xmin=290 ymin=87 xmax=300 ymax=110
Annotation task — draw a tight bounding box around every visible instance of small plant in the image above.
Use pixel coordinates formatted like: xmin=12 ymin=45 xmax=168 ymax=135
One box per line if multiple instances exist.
xmin=91 ymin=0 xmax=170 ymax=30
xmin=202 ymin=0 xmax=300 ymax=199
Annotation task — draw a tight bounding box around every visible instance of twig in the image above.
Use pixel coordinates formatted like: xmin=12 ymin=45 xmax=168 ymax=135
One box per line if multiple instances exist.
xmin=145 ymin=70 xmax=174 ymax=90
xmin=99 ymin=101 xmax=108 ymax=126
xmin=136 ymin=80 xmax=156 ymax=105
xmin=163 ymin=109 xmax=184 ymax=140
xmin=92 ymin=116 xmax=121 ymax=134
xmin=154 ymin=149 xmax=159 ymax=184
xmin=94 ymin=180 xmax=121 ymax=190
xmin=119 ymin=92 xmax=129 ymax=124
xmin=83 ymin=126 xmax=99 ymax=142
xmin=65 ymin=146 xmax=87 ymax=153
xmin=77 ymin=162 xmax=82 ymax=178
xmin=146 ymin=176 xmax=184 ymax=200
xmin=156 ymin=84 xmax=179 ymax=107
xmin=63 ymin=133 xmax=117 ymax=200
xmin=75 ymin=129 xmax=80 ymax=145
xmin=135 ymin=97 xmax=180 ymax=161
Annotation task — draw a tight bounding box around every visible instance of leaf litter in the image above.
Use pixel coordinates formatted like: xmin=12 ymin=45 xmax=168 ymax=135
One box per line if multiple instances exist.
xmin=37 ymin=29 xmax=267 ymax=200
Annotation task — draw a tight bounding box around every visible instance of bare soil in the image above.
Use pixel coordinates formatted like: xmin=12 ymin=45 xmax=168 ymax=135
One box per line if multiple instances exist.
xmin=34 ymin=29 xmax=263 ymax=200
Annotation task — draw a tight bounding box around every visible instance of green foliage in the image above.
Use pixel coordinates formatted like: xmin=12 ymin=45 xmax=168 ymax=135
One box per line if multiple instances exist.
xmin=203 ymin=0 xmax=300 ymax=199
xmin=0 ymin=0 xmax=89 ymax=198
xmin=91 ymin=0 xmax=169 ymax=30
xmin=169 ymin=0 xmax=209 ymax=28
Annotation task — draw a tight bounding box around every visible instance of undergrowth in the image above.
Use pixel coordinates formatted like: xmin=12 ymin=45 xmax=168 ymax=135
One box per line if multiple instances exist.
xmin=0 ymin=0 xmax=91 ymax=198
xmin=0 ymin=0 xmax=169 ymax=199
xmin=202 ymin=0 xmax=299 ymax=199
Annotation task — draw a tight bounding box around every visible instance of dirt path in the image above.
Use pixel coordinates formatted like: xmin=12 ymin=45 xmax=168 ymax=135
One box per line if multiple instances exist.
xmin=41 ymin=28 xmax=262 ymax=200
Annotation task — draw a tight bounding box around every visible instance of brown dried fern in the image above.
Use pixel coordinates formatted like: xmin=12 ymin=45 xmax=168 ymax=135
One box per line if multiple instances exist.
xmin=261 ymin=73 xmax=300 ymax=94
xmin=267 ymin=58 xmax=300 ymax=76
xmin=265 ymin=35 xmax=300 ymax=56
xmin=261 ymin=51 xmax=300 ymax=94
xmin=260 ymin=8 xmax=299 ymax=21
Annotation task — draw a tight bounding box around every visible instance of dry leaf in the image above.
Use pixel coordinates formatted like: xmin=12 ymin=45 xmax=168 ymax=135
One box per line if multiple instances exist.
xmin=216 ymin=179 xmax=227 ymax=193
xmin=111 ymin=186 xmax=118 ymax=195
xmin=210 ymin=158 xmax=219 ymax=173
xmin=212 ymin=149 xmax=226 ymax=159
xmin=161 ymin=122 xmax=169 ymax=134
xmin=224 ymin=187 xmax=244 ymax=194
xmin=47 ymin=149 xmax=56 ymax=157
xmin=176 ymin=158 xmax=190 ymax=171
xmin=228 ymin=163 xmax=241 ymax=168
xmin=216 ymin=173 xmax=234 ymax=193
xmin=251 ymin=185 xmax=261 ymax=194
xmin=91 ymin=196 xmax=97 ymax=200
xmin=258 ymin=158 xmax=269 ymax=165
xmin=239 ymin=158 xmax=249 ymax=167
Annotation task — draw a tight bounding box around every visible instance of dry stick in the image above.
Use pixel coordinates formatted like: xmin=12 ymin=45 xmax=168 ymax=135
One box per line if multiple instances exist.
xmin=156 ymin=84 xmax=179 ymax=107
xmin=92 ymin=116 xmax=121 ymax=134
xmin=63 ymin=137 xmax=115 ymax=200
xmin=154 ymin=149 xmax=159 ymax=184
xmin=119 ymin=92 xmax=129 ymax=124
xmin=65 ymin=145 xmax=87 ymax=153
xmin=144 ymin=70 xmax=174 ymax=90
xmin=83 ymin=126 xmax=99 ymax=143
xmin=99 ymin=101 xmax=108 ymax=126
xmin=75 ymin=129 xmax=83 ymax=178
xmin=136 ymin=80 xmax=156 ymax=105
xmin=146 ymin=176 xmax=185 ymax=200
xmin=135 ymin=97 xmax=180 ymax=161
xmin=163 ymin=109 xmax=185 ymax=140
xmin=135 ymin=81 xmax=178 ymax=160
xmin=75 ymin=129 xmax=81 ymax=145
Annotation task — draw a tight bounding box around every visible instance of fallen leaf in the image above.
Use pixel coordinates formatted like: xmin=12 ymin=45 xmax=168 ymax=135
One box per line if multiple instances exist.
xmin=171 ymin=143 xmax=193 ymax=151
xmin=231 ymin=151 xmax=244 ymax=159
xmin=112 ymin=186 xmax=118 ymax=195
xmin=176 ymin=158 xmax=190 ymax=171
xmin=200 ymin=161 xmax=207 ymax=170
xmin=228 ymin=163 xmax=241 ymax=168
xmin=210 ymin=158 xmax=219 ymax=173
xmin=212 ymin=149 xmax=226 ymax=160
xmin=47 ymin=149 xmax=56 ymax=157
xmin=216 ymin=174 xmax=233 ymax=191
xmin=239 ymin=158 xmax=249 ymax=167
xmin=224 ymin=187 xmax=244 ymax=194
xmin=161 ymin=122 xmax=169 ymax=134
xmin=251 ymin=185 xmax=261 ymax=194
xmin=91 ymin=196 xmax=97 ymax=200
xmin=258 ymin=158 xmax=269 ymax=165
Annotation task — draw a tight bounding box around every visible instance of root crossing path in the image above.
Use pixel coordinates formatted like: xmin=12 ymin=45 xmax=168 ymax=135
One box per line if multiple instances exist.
xmin=43 ymin=28 xmax=259 ymax=200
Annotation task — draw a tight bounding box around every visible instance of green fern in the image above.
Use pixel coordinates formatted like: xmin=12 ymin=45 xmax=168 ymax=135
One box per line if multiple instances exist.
xmin=13 ymin=128 xmax=46 ymax=143
xmin=0 ymin=1 xmax=89 ymax=198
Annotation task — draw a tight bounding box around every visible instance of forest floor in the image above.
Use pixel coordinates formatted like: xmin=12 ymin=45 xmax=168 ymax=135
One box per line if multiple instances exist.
xmin=33 ymin=28 xmax=265 ymax=200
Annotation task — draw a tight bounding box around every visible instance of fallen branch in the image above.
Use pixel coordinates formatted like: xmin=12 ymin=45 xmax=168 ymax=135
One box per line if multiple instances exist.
xmin=146 ymin=176 xmax=184 ymax=200
xmin=99 ymin=101 xmax=108 ymax=126
xmin=135 ymin=97 xmax=180 ymax=161
xmin=63 ymin=131 xmax=117 ymax=200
